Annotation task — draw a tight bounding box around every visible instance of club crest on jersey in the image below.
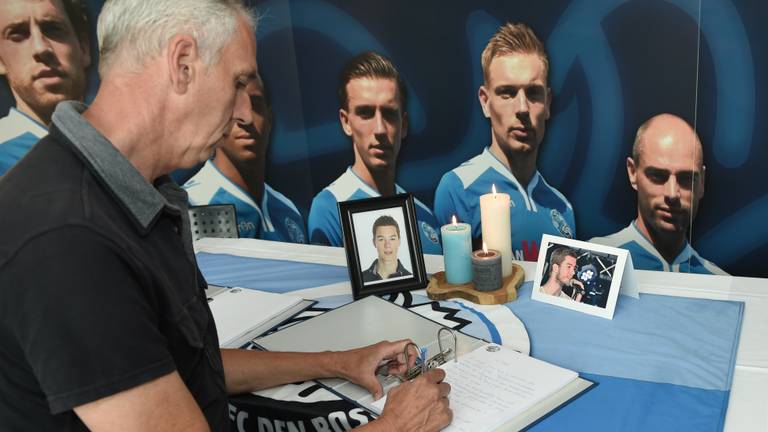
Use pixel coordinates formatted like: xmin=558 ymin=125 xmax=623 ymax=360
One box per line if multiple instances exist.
xmin=420 ymin=221 xmax=439 ymax=244
xmin=550 ymin=209 xmax=573 ymax=238
xmin=284 ymin=217 xmax=306 ymax=244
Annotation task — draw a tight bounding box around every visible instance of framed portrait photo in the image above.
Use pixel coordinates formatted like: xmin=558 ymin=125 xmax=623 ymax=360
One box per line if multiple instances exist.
xmin=531 ymin=234 xmax=629 ymax=319
xmin=339 ymin=194 xmax=427 ymax=300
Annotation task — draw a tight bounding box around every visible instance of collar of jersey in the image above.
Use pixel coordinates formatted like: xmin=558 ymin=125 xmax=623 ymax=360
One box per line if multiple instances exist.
xmin=629 ymin=220 xmax=694 ymax=267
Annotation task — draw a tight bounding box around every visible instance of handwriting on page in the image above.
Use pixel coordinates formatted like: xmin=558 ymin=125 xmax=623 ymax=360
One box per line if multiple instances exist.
xmin=441 ymin=345 xmax=577 ymax=432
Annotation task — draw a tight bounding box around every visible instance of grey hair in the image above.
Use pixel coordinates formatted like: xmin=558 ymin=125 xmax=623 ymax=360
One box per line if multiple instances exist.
xmin=96 ymin=0 xmax=255 ymax=76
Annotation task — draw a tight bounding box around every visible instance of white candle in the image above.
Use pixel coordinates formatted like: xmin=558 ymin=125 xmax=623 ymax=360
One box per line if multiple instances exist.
xmin=479 ymin=184 xmax=512 ymax=277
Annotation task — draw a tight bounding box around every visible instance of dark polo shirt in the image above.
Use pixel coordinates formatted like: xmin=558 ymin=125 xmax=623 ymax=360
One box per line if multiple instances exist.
xmin=0 ymin=102 xmax=227 ymax=431
xmin=362 ymin=258 xmax=412 ymax=283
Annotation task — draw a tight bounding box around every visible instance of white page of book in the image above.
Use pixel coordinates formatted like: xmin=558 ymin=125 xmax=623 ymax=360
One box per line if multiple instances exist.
xmin=208 ymin=288 xmax=303 ymax=347
xmin=372 ymin=344 xmax=577 ymax=431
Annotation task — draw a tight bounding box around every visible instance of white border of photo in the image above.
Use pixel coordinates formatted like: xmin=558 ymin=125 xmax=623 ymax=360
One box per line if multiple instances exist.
xmin=531 ymin=234 xmax=638 ymax=320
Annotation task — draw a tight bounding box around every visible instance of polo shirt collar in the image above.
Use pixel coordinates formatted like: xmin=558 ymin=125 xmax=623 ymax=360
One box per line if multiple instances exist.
xmin=51 ymin=101 xmax=177 ymax=231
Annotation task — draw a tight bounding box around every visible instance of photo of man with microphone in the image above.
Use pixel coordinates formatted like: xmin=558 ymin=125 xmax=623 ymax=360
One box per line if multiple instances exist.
xmin=539 ymin=247 xmax=585 ymax=302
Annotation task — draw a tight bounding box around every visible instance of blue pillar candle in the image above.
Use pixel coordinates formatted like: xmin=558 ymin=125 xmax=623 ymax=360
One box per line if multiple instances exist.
xmin=471 ymin=247 xmax=502 ymax=292
xmin=441 ymin=219 xmax=473 ymax=285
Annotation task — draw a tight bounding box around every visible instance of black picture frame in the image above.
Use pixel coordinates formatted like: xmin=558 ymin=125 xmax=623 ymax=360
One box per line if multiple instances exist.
xmin=339 ymin=193 xmax=427 ymax=300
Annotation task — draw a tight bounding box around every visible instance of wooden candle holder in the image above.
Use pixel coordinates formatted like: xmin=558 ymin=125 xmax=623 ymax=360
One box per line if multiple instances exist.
xmin=426 ymin=263 xmax=525 ymax=305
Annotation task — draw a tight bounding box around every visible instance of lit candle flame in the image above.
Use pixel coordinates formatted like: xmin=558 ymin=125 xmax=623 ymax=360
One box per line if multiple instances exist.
xmin=452 ymin=215 xmax=457 ymax=226
xmin=482 ymin=242 xmax=488 ymax=254
xmin=492 ymin=184 xmax=497 ymax=196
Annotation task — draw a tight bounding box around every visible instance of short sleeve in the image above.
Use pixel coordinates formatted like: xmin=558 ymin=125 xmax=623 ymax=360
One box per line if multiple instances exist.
xmin=0 ymin=226 xmax=176 ymax=414
xmin=434 ymin=172 xmax=462 ymax=225
xmin=308 ymin=190 xmax=342 ymax=246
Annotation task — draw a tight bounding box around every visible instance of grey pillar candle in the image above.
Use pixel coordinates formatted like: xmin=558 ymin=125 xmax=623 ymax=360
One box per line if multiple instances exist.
xmin=471 ymin=248 xmax=502 ymax=292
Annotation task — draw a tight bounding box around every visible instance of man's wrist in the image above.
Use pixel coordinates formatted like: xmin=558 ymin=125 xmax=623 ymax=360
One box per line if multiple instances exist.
xmin=323 ymin=350 xmax=347 ymax=380
xmin=369 ymin=414 xmax=398 ymax=431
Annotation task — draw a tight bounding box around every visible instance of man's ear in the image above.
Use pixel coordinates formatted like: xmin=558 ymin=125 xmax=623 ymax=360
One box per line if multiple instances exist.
xmin=168 ymin=34 xmax=198 ymax=94
xmin=339 ymin=108 xmax=352 ymax=137
xmin=545 ymin=87 xmax=552 ymax=120
xmin=478 ymin=85 xmax=490 ymax=118
xmin=626 ymin=157 xmax=638 ymax=192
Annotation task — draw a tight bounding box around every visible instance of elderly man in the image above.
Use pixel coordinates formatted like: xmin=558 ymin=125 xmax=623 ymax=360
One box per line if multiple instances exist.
xmin=308 ymin=52 xmax=442 ymax=254
xmin=590 ymin=114 xmax=726 ymax=275
xmin=0 ymin=1 xmax=451 ymax=431
xmin=0 ymin=0 xmax=90 ymax=175
xmin=434 ymin=23 xmax=575 ymax=261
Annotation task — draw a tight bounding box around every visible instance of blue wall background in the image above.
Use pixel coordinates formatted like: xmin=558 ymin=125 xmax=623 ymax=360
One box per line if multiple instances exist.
xmin=2 ymin=0 xmax=765 ymax=277
xmin=253 ymin=0 xmax=767 ymax=278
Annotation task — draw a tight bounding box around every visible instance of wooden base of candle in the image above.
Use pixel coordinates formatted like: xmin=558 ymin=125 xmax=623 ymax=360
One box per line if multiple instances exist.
xmin=426 ymin=264 xmax=525 ymax=305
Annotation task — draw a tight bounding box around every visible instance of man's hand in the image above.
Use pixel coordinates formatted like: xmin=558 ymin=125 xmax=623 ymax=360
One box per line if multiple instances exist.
xmin=570 ymin=279 xmax=585 ymax=302
xmin=571 ymin=279 xmax=585 ymax=292
xmin=335 ymin=340 xmax=418 ymax=399
xmin=377 ymin=368 xmax=452 ymax=432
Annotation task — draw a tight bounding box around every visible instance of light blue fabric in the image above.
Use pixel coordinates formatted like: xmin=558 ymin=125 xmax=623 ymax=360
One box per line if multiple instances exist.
xmin=434 ymin=148 xmax=575 ymax=261
xmin=197 ymin=252 xmax=348 ymax=292
xmin=196 ymin=251 xmax=742 ymax=431
xmin=532 ymin=373 xmax=729 ymax=432
xmin=507 ymin=282 xmax=742 ymax=391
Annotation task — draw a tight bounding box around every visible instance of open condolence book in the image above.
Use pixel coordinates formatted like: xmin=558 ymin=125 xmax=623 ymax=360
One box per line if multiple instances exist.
xmin=206 ymin=286 xmax=315 ymax=348
xmin=253 ymin=295 xmax=593 ymax=431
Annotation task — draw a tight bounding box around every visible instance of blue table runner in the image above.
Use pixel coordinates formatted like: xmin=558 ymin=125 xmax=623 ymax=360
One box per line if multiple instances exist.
xmin=197 ymin=252 xmax=743 ymax=432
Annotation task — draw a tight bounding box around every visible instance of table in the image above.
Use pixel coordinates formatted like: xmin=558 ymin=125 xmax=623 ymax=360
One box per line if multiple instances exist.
xmin=194 ymin=238 xmax=768 ymax=431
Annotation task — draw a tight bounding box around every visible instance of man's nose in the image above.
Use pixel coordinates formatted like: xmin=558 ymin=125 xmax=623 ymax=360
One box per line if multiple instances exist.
xmin=233 ymin=90 xmax=252 ymax=127
xmin=514 ymin=92 xmax=530 ymax=114
xmin=31 ymin=24 xmax=54 ymax=61
xmin=665 ymin=176 xmax=682 ymax=201
xmin=373 ymin=110 xmax=386 ymax=135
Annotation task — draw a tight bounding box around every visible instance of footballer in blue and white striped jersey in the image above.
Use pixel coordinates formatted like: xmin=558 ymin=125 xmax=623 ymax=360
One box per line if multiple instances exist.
xmin=183 ymin=77 xmax=306 ymax=244
xmin=435 ymin=23 xmax=573 ymax=261
xmin=435 ymin=148 xmax=574 ymax=261
xmin=308 ymin=52 xmax=442 ymax=254
xmin=0 ymin=0 xmax=90 ymax=175
xmin=590 ymin=114 xmax=727 ymax=275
